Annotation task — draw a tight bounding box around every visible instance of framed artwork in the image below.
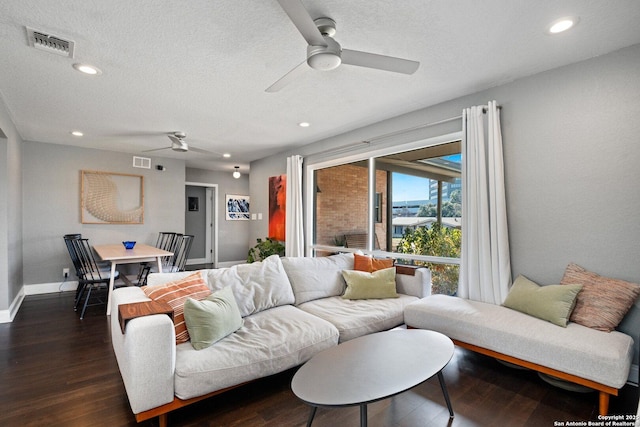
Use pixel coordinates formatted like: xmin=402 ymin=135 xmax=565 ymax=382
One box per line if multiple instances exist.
xmin=226 ymin=194 xmax=250 ymax=220
xmin=81 ymin=170 xmax=144 ymax=224
xmin=268 ymin=175 xmax=286 ymax=241
xmin=188 ymin=196 xmax=199 ymax=212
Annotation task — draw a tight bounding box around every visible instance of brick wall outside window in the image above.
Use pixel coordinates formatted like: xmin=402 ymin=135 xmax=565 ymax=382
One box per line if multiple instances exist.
xmin=315 ymin=164 xmax=387 ymax=249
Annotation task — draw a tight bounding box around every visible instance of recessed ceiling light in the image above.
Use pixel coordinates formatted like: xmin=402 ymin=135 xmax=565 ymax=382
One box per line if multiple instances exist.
xmin=223 ymin=153 xmax=231 ymax=158
xmin=72 ymin=63 xmax=102 ymax=75
xmin=71 ymin=130 xmax=83 ymax=137
xmin=548 ymin=17 xmax=579 ymax=34
xmin=298 ymin=122 xmax=310 ymax=127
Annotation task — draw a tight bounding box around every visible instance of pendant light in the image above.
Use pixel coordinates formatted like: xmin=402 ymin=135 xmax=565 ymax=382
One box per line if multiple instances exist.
xmin=233 ymin=166 xmax=241 ymax=179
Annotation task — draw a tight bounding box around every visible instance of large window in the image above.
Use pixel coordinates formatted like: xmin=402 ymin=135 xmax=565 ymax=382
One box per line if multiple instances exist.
xmin=311 ymin=139 xmax=462 ymax=295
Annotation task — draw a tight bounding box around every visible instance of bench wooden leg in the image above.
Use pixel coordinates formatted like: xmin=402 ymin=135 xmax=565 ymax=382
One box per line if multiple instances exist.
xmin=599 ymin=392 xmax=609 ymax=416
xmin=159 ymin=413 xmax=168 ymax=427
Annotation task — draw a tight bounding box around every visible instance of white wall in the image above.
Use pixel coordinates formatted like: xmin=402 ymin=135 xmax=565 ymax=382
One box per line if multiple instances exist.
xmin=21 ymin=141 xmax=186 ymax=286
xmin=0 ymin=95 xmax=24 ymax=319
xmin=250 ymin=44 xmax=640 ymax=372
xmin=185 ymin=168 xmax=250 ymax=262
xmin=251 ymin=43 xmax=640 ymax=285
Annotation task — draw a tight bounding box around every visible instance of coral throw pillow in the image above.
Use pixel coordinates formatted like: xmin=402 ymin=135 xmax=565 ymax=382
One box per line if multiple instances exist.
xmin=353 ymin=253 xmax=394 ymax=273
xmin=142 ymin=272 xmax=211 ymax=344
xmin=560 ymin=263 xmax=640 ymax=332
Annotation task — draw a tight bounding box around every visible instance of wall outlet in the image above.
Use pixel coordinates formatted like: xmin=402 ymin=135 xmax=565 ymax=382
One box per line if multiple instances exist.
xmin=63 ymin=268 xmax=69 ymax=278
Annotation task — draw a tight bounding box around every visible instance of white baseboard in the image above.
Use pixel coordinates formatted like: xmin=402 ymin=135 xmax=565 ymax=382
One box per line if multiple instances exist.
xmin=186 ymin=258 xmax=208 ymax=265
xmin=24 ymin=280 xmax=79 ymax=295
xmin=185 ymin=259 xmax=246 ymax=268
xmin=217 ymin=260 xmax=246 ymax=268
xmin=0 ymin=281 xmax=79 ymax=323
xmin=0 ymin=287 xmax=25 ymax=323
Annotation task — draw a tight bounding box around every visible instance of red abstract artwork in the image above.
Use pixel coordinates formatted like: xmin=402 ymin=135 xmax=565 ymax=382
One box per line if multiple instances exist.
xmin=268 ymin=175 xmax=286 ymax=241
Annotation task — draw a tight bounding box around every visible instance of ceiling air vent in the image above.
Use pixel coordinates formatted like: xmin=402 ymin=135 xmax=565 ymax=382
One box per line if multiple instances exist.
xmin=133 ymin=156 xmax=151 ymax=169
xmin=26 ymin=27 xmax=75 ymax=58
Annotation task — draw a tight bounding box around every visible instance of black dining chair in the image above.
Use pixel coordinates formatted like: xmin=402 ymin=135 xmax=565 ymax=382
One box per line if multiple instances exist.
xmin=130 ymin=232 xmax=184 ymax=287
xmin=171 ymin=235 xmax=194 ymax=272
xmin=136 ymin=234 xmax=195 ymax=286
xmin=63 ymin=233 xmax=87 ymax=305
xmin=71 ymin=238 xmax=120 ymax=319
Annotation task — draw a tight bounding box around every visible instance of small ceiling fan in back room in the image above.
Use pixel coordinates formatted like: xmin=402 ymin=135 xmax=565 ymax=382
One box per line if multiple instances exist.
xmin=266 ymin=0 xmax=420 ymax=92
xmin=143 ymin=132 xmax=219 ymax=155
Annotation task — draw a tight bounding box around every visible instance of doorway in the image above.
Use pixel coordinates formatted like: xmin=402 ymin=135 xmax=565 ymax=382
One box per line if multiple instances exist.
xmin=185 ymin=182 xmax=218 ymax=268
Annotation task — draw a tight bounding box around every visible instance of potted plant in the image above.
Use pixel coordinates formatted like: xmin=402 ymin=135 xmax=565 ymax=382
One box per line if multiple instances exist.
xmin=247 ymin=237 xmax=285 ymax=263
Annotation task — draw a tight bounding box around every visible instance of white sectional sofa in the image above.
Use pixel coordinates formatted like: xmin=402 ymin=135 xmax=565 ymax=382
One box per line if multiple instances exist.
xmin=110 ymin=253 xmax=430 ymax=426
xmin=404 ymin=294 xmax=635 ymax=416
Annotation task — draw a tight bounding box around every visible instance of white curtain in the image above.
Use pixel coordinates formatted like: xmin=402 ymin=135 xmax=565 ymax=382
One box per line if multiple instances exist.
xmin=459 ymin=101 xmax=511 ymax=304
xmin=285 ymin=155 xmax=304 ymax=257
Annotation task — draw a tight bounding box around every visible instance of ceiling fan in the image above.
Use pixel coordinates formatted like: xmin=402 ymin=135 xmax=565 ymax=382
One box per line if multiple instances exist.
xmin=143 ymin=132 xmax=218 ymax=155
xmin=266 ymin=0 xmax=420 ymax=92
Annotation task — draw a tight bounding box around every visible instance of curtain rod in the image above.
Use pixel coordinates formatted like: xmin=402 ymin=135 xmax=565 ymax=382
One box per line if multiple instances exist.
xmin=310 ymin=104 xmax=501 ymax=156
xmin=365 ymin=104 xmax=501 ymax=144
xmin=482 ymin=105 xmax=502 ymax=113
xmin=362 ymin=115 xmax=461 ymax=144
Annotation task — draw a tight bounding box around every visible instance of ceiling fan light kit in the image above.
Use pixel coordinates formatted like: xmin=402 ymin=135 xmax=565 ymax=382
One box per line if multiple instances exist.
xmin=307 ymin=37 xmax=342 ymax=70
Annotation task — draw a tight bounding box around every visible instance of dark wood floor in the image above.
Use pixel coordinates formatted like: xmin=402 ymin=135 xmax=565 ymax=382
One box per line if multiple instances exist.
xmin=1 ymin=292 xmax=637 ymax=427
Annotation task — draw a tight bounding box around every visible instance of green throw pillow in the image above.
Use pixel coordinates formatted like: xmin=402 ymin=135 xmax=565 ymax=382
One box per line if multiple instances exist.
xmin=341 ymin=267 xmax=398 ymax=300
xmin=183 ymin=286 xmax=244 ymax=350
xmin=502 ymin=275 xmax=582 ymax=327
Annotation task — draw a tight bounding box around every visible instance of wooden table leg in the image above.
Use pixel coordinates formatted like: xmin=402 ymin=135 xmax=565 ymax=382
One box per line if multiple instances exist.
xmin=105 ymin=261 xmax=117 ymax=315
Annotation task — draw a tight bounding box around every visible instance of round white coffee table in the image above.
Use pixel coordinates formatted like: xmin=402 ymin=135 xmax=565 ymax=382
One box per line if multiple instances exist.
xmin=291 ymin=329 xmax=454 ymax=427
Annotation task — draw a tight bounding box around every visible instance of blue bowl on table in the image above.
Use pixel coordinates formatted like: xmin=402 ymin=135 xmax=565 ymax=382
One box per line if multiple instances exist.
xmin=122 ymin=241 xmax=136 ymax=249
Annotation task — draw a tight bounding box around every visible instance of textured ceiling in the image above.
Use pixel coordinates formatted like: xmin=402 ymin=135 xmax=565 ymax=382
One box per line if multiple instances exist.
xmin=1 ymin=1 xmax=640 ymax=172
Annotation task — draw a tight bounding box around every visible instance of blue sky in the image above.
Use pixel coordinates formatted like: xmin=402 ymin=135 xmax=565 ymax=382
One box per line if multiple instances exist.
xmin=392 ymin=173 xmax=430 ymax=202
xmin=392 ymin=154 xmax=461 ymax=202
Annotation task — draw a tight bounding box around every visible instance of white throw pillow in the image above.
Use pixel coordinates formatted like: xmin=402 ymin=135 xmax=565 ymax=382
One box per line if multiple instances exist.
xmin=281 ymin=253 xmax=354 ymax=304
xmin=206 ymin=255 xmax=294 ymax=317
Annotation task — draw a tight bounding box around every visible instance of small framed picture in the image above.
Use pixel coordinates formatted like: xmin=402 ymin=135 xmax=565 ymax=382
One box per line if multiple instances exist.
xmin=226 ymin=194 xmax=250 ymax=220
xmin=188 ymin=196 xmax=199 ymax=212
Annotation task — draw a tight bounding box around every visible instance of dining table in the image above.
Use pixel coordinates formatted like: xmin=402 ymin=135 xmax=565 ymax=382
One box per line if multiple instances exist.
xmin=93 ymin=243 xmax=174 ymax=315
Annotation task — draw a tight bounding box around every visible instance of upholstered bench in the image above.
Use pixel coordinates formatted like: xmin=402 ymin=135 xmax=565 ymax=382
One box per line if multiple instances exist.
xmin=404 ymin=294 xmax=634 ymax=415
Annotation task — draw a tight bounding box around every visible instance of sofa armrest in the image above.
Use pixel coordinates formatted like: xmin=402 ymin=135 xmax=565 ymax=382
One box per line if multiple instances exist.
xmin=396 ymin=267 xmax=432 ymax=298
xmin=110 ymin=287 xmax=176 ymax=414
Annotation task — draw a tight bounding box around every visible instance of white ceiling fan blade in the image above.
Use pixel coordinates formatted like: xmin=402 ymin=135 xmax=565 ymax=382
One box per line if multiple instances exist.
xmin=277 ymin=0 xmax=327 ymax=47
xmin=341 ymin=49 xmax=420 ymax=74
xmin=266 ymin=60 xmax=308 ymax=93
xmin=189 ymin=146 xmax=219 ymax=155
xmin=142 ymin=146 xmax=171 ymax=153
xmin=167 ymin=135 xmax=182 ymax=144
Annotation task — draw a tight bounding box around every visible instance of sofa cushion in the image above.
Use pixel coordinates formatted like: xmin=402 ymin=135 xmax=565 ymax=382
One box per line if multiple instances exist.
xmin=282 ymin=253 xmax=354 ymax=304
xmin=173 ymin=305 xmax=339 ymax=400
xmin=297 ymin=294 xmax=418 ymax=342
xmin=183 ymin=287 xmax=244 ymax=350
xmin=404 ymin=295 xmax=634 ymax=388
xmin=205 ymin=255 xmax=294 ymax=317
xmin=502 ymin=275 xmax=582 ymax=327
xmin=142 ymin=272 xmax=212 ymax=344
xmin=561 ymin=263 xmax=640 ymax=332
xmin=342 ymin=267 xmax=399 ymax=300
xmin=353 ymin=253 xmax=394 ymax=272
